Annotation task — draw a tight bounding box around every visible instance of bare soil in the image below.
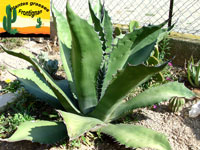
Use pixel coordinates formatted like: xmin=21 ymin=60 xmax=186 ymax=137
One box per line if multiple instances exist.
xmin=134 ymin=100 xmax=200 ymax=150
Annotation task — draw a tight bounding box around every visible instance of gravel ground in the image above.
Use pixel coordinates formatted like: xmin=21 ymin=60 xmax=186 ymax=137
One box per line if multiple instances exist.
xmin=0 ymin=100 xmax=199 ymax=150
xmin=133 ymin=100 xmax=200 ymax=150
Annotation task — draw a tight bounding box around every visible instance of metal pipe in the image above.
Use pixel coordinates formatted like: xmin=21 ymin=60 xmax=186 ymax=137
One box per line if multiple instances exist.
xmin=168 ymin=0 xmax=174 ymax=27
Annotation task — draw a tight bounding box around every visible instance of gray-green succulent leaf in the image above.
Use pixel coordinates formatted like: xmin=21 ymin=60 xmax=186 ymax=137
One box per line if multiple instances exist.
xmin=58 ymin=110 xmax=105 ymax=140
xmin=1 ymin=120 xmax=67 ymax=144
xmin=100 ymin=124 xmax=171 ymax=150
xmin=0 ymin=45 xmax=80 ymax=114
xmin=9 ymin=69 xmax=63 ymax=109
xmin=109 ymin=81 xmax=195 ymax=121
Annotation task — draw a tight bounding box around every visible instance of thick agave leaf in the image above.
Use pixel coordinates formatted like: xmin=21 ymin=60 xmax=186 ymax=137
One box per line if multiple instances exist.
xmin=88 ymin=1 xmax=105 ymax=50
xmin=55 ymin=80 xmax=76 ymax=102
xmin=93 ymin=0 xmax=103 ymax=20
xmin=102 ymin=7 xmax=113 ymax=51
xmin=100 ymin=124 xmax=171 ymax=150
xmin=129 ymin=41 xmax=156 ymax=66
xmin=89 ymin=0 xmax=112 ymax=51
xmin=0 ymin=46 xmax=80 ymax=114
xmin=109 ymin=82 xmax=195 ymax=121
xmin=52 ymin=5 xmax=76 ymax=96
xmin=66 ymin=3 xmax=103 ymax=114
xmin=12 ymin=70 xmax=75 ymax=108
xmin=58 ymin=110 xmax=104 ymax=140
xmin=90 ymin=63 xmax=167 ymax=122
xmin=102 ymin=22 xmax=166 ymax=96
xmin=52 ymin=5 xmax=71 ymax=47
xmin=1 ymin=121 xmax=67 ymax=144
xmin=88 ymin=0 xmax=103 ymax=23
xmin=195 ymin=64 xmax=200 ymax=86
xmin=10 ymin=69 xmax=62 ymax=108
xmin=156 ymin=30 xmax=169 ymax=45
xmin=127 ymin=21 xmax=167 ymax=65
xmin=187 ymin=62 xmax=195 ymax=87
xmin=101 ymin=36 xmax=133 ymax=96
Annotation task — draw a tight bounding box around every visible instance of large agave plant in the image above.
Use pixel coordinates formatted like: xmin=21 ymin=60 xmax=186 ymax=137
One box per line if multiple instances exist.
xmin=0 ymin=1 xmax=195 ymax=150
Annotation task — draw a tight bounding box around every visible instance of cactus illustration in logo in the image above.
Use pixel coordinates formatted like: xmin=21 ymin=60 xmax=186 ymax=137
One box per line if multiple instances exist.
xmin=3 ymin=5 xmax=18 ymax=35
xmin=36 ymin=17 xmax=42 ymax=28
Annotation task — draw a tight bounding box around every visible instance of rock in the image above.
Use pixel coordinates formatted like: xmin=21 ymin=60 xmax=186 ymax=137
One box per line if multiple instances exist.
xmin=189 ymin=101 xmax=200 ymax=118
xmin=0 ymin=93 xmax=18 ymax=112
xmin=193 ymin=88 xmax=200 ymax=97
xmin=0 ymin=52 xmax=31 ymax=70
xmin=0 ymin=70 xmax=17 ymax=82
xmin=0 ymin=51 xmax=31 ymax=82
xmin=30 ymin=37 xmax=44 ymax=43
xmin=23 ymin=41 xmax=45 ymax=55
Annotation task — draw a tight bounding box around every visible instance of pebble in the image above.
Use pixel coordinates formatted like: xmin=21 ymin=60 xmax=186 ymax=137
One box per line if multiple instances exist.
xmin=0 ymin=93 xmax=18 ymax=112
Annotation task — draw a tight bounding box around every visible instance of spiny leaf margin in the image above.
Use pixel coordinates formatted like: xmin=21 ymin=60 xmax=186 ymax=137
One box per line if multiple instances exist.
xmin=100 ymin=124 xmax=171 ymax=150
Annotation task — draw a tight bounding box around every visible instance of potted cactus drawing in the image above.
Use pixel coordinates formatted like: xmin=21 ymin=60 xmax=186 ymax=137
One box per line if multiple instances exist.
xmin=36 ymin=17 xmax=42 ymax=28
xmin=3 ymin=5 xmax=18 ymax=35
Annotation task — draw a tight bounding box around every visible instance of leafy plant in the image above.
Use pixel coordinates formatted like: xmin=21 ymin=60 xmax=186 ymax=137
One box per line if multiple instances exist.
xmin=157 ymin=33 xmax=170 ymax=61
xmin=129 ymin=20 xmax=139 ymax=32
xmin=3 ymin=80 xmax=20 ymax=93
xmin=37 ymin=51 xmax=48 ymax=64
xmin=0 ymin=89 xmax=35 ymax=138
xmin=68 ymin=132 xmax=95 ymax=149
xmin=0 ymin=88 xmax=59 ymax=139
xmin=0 ymin=1 xmax=195 ymax=150
xmin=43 ymin=60 xmax=59 ymax=76
xmin=37 ymin=52 xmax=59 ymax=76
xmin=168 ymin=97 xmax=185 ymax=112
xmin=36 ymin=17 xmax=42 ymax=28
xmin=187 ymin=56 xmax=200 ymax=87
xmin=0 ymin=113 xmax=34 ymax=138
xmin=3 ymin=5 xmax=18 ymax=35
xmin=114 ymin=20 xmax=139 ymax=37
xmin=114 ymin=26 xmax=121 ymax=36
xmin=146 ymin=48 xmax=164 ymax=82
xmin=0 ymin=38 xmax=23 ymax=49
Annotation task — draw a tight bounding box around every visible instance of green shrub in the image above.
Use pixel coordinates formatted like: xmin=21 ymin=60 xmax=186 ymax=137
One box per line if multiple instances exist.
xmin=4 ymin=80 xmax=20 ymax=93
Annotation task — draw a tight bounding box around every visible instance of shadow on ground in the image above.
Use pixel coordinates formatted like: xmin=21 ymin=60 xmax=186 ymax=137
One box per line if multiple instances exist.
xmin=0 ymin=141 xmax=49 ymax=150
xmin=181 ymin=104 xmax=200 ymax=140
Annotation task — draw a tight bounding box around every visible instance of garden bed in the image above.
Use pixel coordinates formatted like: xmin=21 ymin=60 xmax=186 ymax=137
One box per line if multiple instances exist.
xmin=0 ymin=38 xmax=200 ymax=150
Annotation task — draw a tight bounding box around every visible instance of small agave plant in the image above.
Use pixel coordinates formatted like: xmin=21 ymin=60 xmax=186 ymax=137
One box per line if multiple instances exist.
xmin=0 ymin=1 xmax=195 ymax=150
xmin=187 ymin=56 xmax=200 ymax=87
xmin=37 ymin=52 xmax=59 ymax=76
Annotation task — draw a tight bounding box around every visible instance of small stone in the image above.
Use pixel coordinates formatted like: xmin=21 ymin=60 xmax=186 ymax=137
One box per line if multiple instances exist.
xmin=23 ymin=41 xmax=45 ymax=55
xmin=0 ymin=93 xmax=18 ymax=112
xmin=193 ymin=89 xmax=200 ymax=97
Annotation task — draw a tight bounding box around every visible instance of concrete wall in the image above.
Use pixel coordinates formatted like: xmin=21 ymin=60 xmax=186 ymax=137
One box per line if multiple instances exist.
xmin=169 ymin=37 xmax=200 ymax=67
